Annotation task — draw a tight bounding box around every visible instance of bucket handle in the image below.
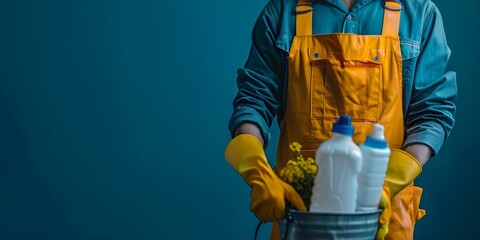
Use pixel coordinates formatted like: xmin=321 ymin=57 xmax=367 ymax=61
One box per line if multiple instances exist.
xmin=252 ymin=206 xmax=297 ymax=240
xmin=252 ymin=215 xmax=294 ymax=240
xmin=253 ymin=221 xmax=263 ymax=240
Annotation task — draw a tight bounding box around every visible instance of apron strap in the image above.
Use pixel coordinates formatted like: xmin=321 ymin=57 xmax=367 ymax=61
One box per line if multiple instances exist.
xmin=382 ymin=0 xmax=402 ymax=36
xmin=294 ymin=0 xmax=313 ymax=36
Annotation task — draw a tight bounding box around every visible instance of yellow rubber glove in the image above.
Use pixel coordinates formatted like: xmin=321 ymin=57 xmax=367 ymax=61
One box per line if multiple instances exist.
xmin=224 ymin=134 xmax=307 ymax=222
xmin=375 ymin=149 xmax=422 ymax=239
xmin=385 ymin=149 xmax=422 ymax=198
xmin=376 ymin=184 xmax=392 ymax=240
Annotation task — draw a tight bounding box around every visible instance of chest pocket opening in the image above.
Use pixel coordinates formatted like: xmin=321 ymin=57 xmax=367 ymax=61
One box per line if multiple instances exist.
xmin=310 ymin=57 xmax=381 ymax=122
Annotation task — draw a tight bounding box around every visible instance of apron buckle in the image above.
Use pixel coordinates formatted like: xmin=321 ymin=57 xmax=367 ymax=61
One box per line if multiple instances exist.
xmin=383 ymin=0 xmax=403 ymax=11
xmin=293 ymin=2 xmax=314 ymax=14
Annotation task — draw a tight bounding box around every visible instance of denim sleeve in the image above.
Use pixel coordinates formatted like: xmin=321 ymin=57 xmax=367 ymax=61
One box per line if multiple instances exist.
xmin=403 ymin=4 xmax=457 ymax=156
xmin=228 ymin=1 xmax=284 ymax=146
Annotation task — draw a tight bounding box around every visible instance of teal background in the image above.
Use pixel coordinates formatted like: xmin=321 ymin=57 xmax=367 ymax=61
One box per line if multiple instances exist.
xmin=0 ymin=0 xmax=477 ymax=239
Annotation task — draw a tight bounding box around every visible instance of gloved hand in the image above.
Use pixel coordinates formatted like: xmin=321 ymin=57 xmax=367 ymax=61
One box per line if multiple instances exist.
xmin=224 ymin=134 xmax=307 ymax=222
xmin=376 ymin=184 xmax=392 ymax=240
xmin=384 ymin=149 xmax=422 ymax=197
xmin=375 ymin=149 xmax=422 ymax=239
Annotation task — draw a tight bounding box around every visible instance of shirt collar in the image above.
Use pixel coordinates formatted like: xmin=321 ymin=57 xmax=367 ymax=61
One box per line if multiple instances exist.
xmin=320 ymin=0 xmax=379 ymax=13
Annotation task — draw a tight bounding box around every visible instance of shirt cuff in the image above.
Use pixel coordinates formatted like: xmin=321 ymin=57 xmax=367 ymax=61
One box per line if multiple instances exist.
xmin=402 ymin=121 xmax=446 ymax=156
xmin=229 ymin=109 xmax=272 ymax=147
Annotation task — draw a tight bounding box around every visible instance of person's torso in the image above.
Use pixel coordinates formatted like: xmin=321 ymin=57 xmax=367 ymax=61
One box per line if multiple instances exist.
xmin=270 ymin=0 xmax=435 ymax=119
xmin=275 ymin=0 xmax=405 ymax=167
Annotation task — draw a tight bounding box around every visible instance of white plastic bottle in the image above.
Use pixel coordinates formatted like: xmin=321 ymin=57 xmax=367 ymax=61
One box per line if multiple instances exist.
xmin=356 ymin=123 xmax=391 ymax=211
xmin=310 ymin=115 xmax=363 ymax=213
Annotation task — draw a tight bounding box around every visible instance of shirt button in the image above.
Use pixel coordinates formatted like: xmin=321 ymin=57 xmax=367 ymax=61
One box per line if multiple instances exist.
xmin=347 ymin=15 xmax=352 ymax=20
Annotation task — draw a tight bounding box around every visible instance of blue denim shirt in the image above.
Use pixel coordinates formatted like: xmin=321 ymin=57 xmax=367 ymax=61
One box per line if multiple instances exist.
xmin=229 ymin=0 xmax=457 ymax=155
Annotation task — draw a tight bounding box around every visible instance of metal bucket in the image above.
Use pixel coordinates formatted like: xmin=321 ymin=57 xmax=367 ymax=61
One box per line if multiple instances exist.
xmin=279 ymin=209 xmax=382 ymax=240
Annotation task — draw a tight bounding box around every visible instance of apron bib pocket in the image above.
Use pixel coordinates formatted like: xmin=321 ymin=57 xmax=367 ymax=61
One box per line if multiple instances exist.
xmin=310 ymin=57 xmax=381 ymax=122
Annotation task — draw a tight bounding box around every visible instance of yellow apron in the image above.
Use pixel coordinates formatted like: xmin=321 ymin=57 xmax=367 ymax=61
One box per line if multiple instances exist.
xmin=272 ymin=1 xmax=425 ymax=239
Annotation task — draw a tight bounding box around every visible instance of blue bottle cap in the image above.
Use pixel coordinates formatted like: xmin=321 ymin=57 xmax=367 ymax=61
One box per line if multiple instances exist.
xmin=364 ymin=123 xmax=388 ymax=149
xmin=364 ymin=136 xmax=388 ymax=149
xmin=332 ymin=115 xmax=354 ymax=136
